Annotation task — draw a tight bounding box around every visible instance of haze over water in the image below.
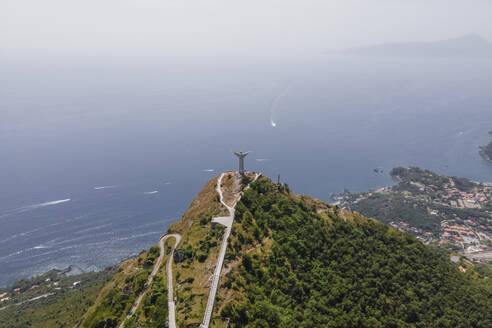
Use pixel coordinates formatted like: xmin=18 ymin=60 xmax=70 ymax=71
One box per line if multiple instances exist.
xmin=1 ymin=54 xmax=492 ymax=286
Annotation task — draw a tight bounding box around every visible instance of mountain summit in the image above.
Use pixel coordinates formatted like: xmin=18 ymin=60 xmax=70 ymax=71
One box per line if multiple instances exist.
xmin=337 ymin=34 xmax=492 ymax=58
xmin=80 ymin=173 xmax=490 ymax=328
xmin=2 ymin=173 xmax=491 ymax=327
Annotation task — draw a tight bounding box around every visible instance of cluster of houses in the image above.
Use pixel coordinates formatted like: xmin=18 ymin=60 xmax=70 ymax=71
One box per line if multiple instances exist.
xmin=407 ymin=177 xmax=490 ymax=210
xmin=440 ymin=220 xmax=490 ymax=252
xmin=336 ymin=173 xmax=492 ymax=258
xmin=0 ymin=292 xmax=9 ymax=304
xmin=437 ymin=183 xmax=491 ymax=210
xmin=389 ymin=221 xmax=434 ymax=243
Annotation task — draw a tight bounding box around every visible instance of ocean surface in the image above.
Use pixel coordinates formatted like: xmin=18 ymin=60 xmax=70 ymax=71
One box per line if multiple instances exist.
xmin=1 ymin=54 xmax=492 ymax=286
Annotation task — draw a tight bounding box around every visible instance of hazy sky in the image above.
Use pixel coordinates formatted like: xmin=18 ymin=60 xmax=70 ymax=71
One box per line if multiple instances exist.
xmin=2 ymin=0 xmax=492 ymax=59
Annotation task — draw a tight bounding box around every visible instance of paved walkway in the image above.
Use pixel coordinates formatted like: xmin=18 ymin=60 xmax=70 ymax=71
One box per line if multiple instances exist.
xmin=121 ymin=172 xmax=259 ymax=328
xmin=200 ymin=172 xmax=259 ymax=328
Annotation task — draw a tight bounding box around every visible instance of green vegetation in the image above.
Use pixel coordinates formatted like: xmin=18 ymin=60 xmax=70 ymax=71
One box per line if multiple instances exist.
xmin=390 ymin=167 xmax=476 ymax=191
xmin=122 ymin=275 xmax=169 ymax=328
xmin=165 ymin=173 xmax=237 ymax=327
xmin=218 ymin=177 xmax=492 ymax=327
xmin=120 ymin=237 xmax=181 ymax=328
xmin=348 ymin=192 xmax=441 ymax=231
xmin=145 ymin=245 xmax=161 ymax=266
xmin=5 ymin=172 xmax=491 ymax=327
xmin=172 ymin=219 xmax=225 ymax=326
xmin=81 ymin=248 xmax=161 ymax=328
xmin=0 ymin=269 xmax=114 ymax=328
xmin=85 ymin=169 xmax=231 ymax=328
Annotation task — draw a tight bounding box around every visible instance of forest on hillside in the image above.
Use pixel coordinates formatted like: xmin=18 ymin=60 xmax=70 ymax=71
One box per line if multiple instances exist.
xmin=220 ymin=178 xmax=492 ymax=328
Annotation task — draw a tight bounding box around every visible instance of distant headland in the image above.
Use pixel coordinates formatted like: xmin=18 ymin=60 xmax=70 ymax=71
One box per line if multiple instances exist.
xmin=480 ymin=143 xmax=492 ymax=163
xmin=333 ymin=34 xmax=492 ymax=59
xmin=479 ymin=131 xmax=492 ymax=163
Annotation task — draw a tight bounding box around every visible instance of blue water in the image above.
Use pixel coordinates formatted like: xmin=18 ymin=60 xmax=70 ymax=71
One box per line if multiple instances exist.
xmin=1 ymin=55 xmax=492 ymax=286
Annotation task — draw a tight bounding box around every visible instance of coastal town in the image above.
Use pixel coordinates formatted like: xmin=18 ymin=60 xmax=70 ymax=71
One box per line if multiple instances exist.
xmin=334 ymin=167 xmax=492 ymax=263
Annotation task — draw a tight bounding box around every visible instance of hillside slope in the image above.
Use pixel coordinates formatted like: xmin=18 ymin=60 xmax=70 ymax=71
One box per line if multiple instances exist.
xmin=79 ymin=243 xmax=172 ymax=328
xmin=214 ymin=177 xmax=491 ymax=328
xmin=78 ymin=173 xmax=232 ymax=328
xmin=74 ymin=173 xmax=491 ymax=328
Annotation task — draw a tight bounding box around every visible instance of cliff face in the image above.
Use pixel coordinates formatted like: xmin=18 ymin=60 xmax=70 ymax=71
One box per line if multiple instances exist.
xmin=81 ymin=173 xmax=491 ymax=328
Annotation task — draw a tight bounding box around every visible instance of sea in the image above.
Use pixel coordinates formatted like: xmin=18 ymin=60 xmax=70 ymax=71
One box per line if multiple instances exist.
xmin=1 ymin=54 xmax=492 ymax=286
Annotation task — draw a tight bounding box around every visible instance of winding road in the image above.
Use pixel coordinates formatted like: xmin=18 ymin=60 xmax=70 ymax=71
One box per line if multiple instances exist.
xmin=166 ymin=234 xmax=181 ymax=328
xmin=0 ymin=292 xmax=55 ymax=312
xmin=121 ymin=171 xmax=259 ymax=328
xmin=119 ymin=233 xmax=181 ymax=328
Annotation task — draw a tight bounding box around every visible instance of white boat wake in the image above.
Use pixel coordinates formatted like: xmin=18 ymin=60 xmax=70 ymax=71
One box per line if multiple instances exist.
xmin=0 ymin=198 xmax=72 ymax=219
xmin=269 ymin=83 xmax=291 ymax=128
xmin=30 ymin=199 xmax=71 ymax=207
xmin=94 ymin=185 xmax=117 ymax=190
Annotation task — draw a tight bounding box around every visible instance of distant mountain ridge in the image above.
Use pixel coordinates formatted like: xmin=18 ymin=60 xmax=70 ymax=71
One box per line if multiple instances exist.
xmin=336 ymin=34 xmax=492 ymax=58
